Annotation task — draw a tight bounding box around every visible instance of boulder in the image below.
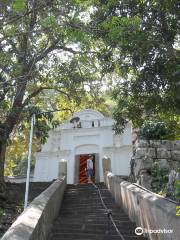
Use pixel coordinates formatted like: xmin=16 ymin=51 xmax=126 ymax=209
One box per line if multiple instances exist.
xmin=158 ymin=159 xmax=170 ymax=168
xmin=149 ymin=140 xmax=162 ymax=148
xmin=172 ymin=141 xmax=180 ymax=150
xmin=135 ymin=140 xmax=149 ymax=148
xmin=157 ymin=148 xmax=171 ymax=159
xmin=161 ymin=140 xmax=173 ymax=150
xmin=171 ymin=161 xmax=180 ymax=169
xmin=134 ymin=157 xmax=153 ymax=177
xmin=136 ymin=147 xmax=156 ymax=158
xmin=139 ymin=173 xmax=152 ymax=190
xmin=171 ymin=150 xmax=180 ymax=161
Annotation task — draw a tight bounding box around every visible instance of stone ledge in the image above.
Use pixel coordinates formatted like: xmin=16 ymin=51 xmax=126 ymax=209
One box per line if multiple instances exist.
xmin=1 ymin=177 xmax=66 ymax=240
xmin=136 ymin=140 xmax=180 ymax=150
xmin=105 ymin=172 xmax=180 ymax=240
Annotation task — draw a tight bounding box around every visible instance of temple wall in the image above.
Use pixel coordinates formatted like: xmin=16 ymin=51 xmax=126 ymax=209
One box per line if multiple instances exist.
xmin=34 ymin=110 xmax=133 ymax=183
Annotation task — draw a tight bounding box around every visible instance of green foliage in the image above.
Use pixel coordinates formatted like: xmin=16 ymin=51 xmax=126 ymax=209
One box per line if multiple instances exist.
xmin=41 ymin=15 xmax=58 ymax=29
xmin=174 ymin=168 xmax=180 ymax=200
xmin=34 ymin=120 xmax=51 ymax=144
xmin=4 ymin=160 xmax=17 ymax=176
xmin=12 ymin=157 xmax=35 ymax=176
xmin=151 ymin=162 xmax=170 ymax=193
xmin=174 ymin=179 xmax=180 ymax=200
xmin=5 ymin=126 xmax=38 ymax=176
xmin=13 ymin=0 xmax=26 ymax=12
xmin=0 ymin=0 xmax=111 ymax=181
xmin=0 ymin=207 xmax=5 ymax=218
xmin=137 ymin=116 xmax=180 ymax=140
xmin=16 ymin=203 xmax=24 ymax=214
xmin=4 ymin=91 xmax=111 ymax=176
xmin=112 ymin=106 xmax=128 ymax=134
xmin=1 ymin=0 xmax=179 ymax=180
xmin=138 ymin=121 xmax=171 ymax=140
xmin=86 ymin=0 xmax=180 ymax=135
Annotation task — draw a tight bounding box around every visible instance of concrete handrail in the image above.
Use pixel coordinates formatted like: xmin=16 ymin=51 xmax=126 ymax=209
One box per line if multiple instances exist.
xmin=1 ymin=177 xmax=66 ymax=240
xmin=105 ymin=172 xmax=180 ymax=240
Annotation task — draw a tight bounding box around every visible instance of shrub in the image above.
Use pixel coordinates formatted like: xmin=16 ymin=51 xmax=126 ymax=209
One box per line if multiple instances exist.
xmin=138 ymin=121 xmax=170 ymax=140
xmin=174 ymin=180 xmax=180 ymax=200
xmin=151 ymin=162 xmax=170 ymax=193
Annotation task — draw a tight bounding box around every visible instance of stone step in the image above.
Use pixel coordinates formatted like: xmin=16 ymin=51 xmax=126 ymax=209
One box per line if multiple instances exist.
xmin=55 ymin=217 xmax=131 ymax=224
xmin=52 ymin=229 xmax=135 ymax=234
xmin=51 ymin=232 xmax=147 ymax=240
xmin=59 ymin=209 xmax=126 ymax=214
xmin=60 ymin=206 xmax=119 ymax=210
xmin=54 ymin=221 xmax=136 ymax=228
xmin=49 ymin=183 xmax=148 ymax=240
xmin=53 ymin=226 xmax=136 ymax=235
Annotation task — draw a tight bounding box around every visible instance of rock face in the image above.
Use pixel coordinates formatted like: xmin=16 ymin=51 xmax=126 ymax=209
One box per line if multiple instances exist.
xmin=132 ymin=140 xmax=180 ymax=199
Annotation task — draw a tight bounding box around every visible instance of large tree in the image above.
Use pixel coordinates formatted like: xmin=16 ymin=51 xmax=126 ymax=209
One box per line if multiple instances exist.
xmin=0 ymin=0 xmax=102 ymax=188
xmin=5 ymin=91 xmax=111 ymax=177
xmin=84 ymin=0 xmax=180 ymax=133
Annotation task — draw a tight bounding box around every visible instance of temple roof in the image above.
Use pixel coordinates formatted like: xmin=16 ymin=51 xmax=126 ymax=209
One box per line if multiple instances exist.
xmin=72 ymin=109 xmax=105 ymax=121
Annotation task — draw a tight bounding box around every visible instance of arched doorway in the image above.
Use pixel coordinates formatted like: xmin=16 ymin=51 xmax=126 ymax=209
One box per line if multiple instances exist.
xmin=79 ymin=154 xmax=95 ymax=184
xmin=74 ymin=144 xmax=100 ymax=184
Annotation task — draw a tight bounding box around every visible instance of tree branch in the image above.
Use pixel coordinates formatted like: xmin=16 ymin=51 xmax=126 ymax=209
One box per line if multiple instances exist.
xmin=22 ymin=86 xmax=71 ymax=107
xmin=55 ymin=45 xmax=97 ymax=54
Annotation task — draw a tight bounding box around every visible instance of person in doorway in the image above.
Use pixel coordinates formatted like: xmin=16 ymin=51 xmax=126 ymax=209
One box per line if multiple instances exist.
xmin=86 ymin=155 xmax=94 ymax=183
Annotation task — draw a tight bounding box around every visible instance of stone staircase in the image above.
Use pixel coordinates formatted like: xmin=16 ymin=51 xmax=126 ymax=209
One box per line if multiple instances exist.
xmin=49 ymin=183 xmax=147 ymax=240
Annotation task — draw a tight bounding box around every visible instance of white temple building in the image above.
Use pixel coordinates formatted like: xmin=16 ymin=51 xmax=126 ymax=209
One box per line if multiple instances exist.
xmin=34 ymin=109 xmax=133 ymax=184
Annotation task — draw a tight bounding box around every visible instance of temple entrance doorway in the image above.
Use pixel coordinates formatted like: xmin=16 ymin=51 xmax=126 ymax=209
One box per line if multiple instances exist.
xmin=79 ymin=154 xmax=95 ymax=184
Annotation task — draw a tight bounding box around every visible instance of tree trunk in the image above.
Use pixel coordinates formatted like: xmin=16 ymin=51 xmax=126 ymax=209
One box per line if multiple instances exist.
xmin=0 ymin=139 xmax=7 ymax=194
xmin=0 ymin=93 xmax=26 ymax=191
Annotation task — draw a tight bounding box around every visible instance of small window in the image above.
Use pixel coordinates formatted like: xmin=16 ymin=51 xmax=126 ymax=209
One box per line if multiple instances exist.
xmin=92 ymin=121 xmax=94 ymax=127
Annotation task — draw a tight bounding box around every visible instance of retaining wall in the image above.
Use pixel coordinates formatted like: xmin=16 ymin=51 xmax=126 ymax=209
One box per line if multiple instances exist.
xmin=133 ymin=140 xmax=180 ymax=191
xmin=1 ymin=177 xmax=66 ymax=240
xmin=105 ymin=172 xmax=180 ymax=240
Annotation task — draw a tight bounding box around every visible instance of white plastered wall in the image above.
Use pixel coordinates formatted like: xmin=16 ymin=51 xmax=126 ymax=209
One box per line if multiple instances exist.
xmin=34 ymin=110 xmax=133 ymax=183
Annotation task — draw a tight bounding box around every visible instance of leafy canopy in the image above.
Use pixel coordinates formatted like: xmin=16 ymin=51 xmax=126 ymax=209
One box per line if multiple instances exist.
xmin=78 ymin=0 xmax=180 ymax=137
xmin=0 ymin=0 xmax=110 ymax=182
